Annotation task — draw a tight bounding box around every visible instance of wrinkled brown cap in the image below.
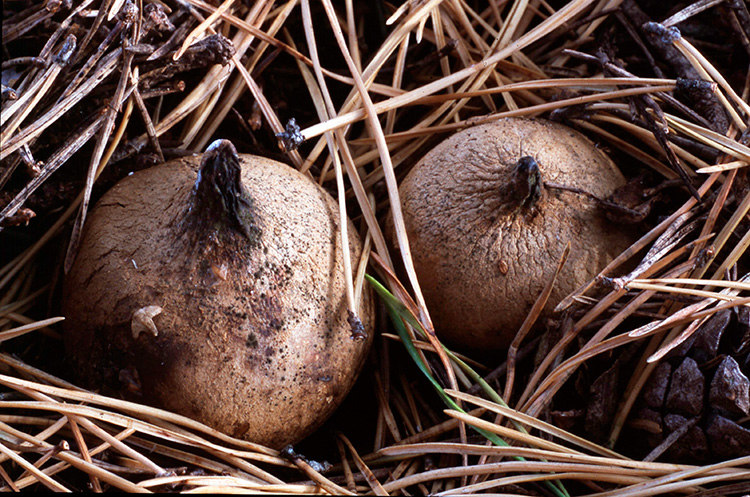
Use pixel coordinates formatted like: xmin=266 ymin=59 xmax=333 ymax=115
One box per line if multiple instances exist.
xmin=63 ymin=146 xmax=374 ymax=448
xmin=391 ymin=118 xmax=634 ymax=352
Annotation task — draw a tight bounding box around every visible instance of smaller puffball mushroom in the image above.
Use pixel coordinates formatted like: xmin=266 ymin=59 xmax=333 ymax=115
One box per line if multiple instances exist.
xmin=391 ymin=118 xmax=633 ymax=352
xmin=63 ymin=140 xmax=373 ymax=448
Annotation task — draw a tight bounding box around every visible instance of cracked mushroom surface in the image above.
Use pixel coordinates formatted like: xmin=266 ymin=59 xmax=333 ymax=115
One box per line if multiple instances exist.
xmin=63 ymin=140 xmax=373 ymax=448
xmin=392 ymin=118 xmax=633 ymax=352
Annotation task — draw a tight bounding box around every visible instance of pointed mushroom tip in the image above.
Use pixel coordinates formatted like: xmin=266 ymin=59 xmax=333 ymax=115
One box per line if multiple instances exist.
xmin=200 ymin=139 xmax=241 ymax=177
xmin=205 ymin=139 xmax=238 ymax=156
xmin=516 ymin=156 xmax=539 ymax=172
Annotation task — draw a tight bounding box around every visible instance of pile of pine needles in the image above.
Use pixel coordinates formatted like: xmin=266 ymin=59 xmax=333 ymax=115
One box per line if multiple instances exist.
xmin=2 ymin=0 xmax=750 ymax=493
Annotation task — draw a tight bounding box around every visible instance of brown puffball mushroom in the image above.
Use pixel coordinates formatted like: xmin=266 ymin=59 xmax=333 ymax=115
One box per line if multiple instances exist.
xmin=391 ymin=118 xmax=633 ymax=352
xmin=63 ymin=140 xmax=373 ymax=448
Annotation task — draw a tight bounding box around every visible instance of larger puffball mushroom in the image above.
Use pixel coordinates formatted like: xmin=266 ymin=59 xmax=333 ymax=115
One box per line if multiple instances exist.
xmin=391 ymin=118 xmax=633 ymax=351
xmin=63 ymin=140 xmax=373 ymax=448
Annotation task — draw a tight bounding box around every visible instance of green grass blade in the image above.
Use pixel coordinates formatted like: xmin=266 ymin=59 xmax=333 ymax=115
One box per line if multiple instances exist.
xmin=366 ymin=274 xmax=570 ymax=497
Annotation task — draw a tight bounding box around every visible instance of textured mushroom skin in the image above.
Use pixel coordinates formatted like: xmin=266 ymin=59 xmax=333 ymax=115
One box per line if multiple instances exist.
xmin=395 ymin=118 xmax=632 ymax=351
xmin=63 ymin=153 xmax=373 ymax=448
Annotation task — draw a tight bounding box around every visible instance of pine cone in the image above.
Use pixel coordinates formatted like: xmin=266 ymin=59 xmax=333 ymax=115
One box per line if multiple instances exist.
xmin=629 ymin=308 xmax=750 ymax=463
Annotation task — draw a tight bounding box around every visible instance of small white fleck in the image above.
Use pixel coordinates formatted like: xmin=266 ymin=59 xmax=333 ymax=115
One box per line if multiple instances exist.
xmin=132 ymin=305 xmax=163 ymax=339
xmin=131 ymin=259 xmax=138 ymax=270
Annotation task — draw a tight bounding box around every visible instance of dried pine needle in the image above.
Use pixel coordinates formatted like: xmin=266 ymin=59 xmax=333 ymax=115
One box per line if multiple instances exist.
xmin=2 ymin=0 xmax=749 ymax=493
